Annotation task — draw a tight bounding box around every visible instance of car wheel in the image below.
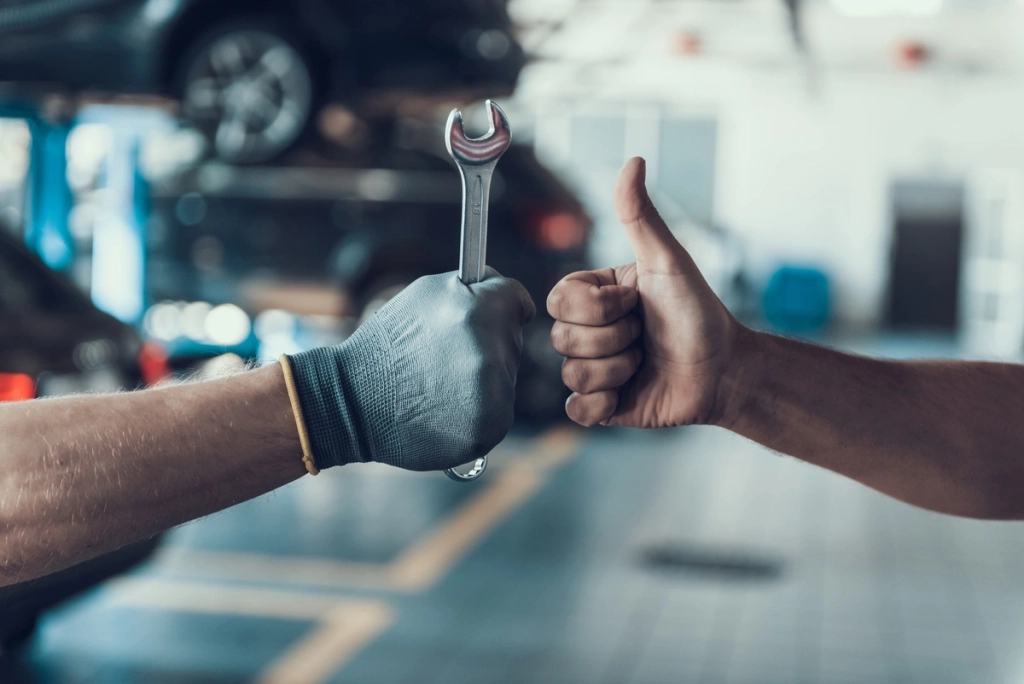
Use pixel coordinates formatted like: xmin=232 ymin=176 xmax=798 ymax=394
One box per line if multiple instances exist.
xmin=181 ymin=26 xmax=314 ymax=164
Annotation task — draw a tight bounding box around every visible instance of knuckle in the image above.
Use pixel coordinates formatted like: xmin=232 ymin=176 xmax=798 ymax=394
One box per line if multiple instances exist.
xmin=586 ymin=328 xmax=613 ymax=358
xmin=562 ymin=359 xmax=590 ymax=392
xmin=477 ymin=359 xmax=505 ymax=392
xmin=598 ymin=293 xmax=619 ymax=324
xmin=556 ymin=323 xmax=575 ymax=355
xmin=498 ymin=400 xmax=515 ymax=435
xmin=573 ymin=363 xmax=591 ymax=392
xmin=575 ymin=405 xmax=598 ymax=427
xmin=461 ymin=384 xmax=513 ymax=457
xmin=565 ymin=398 xmax=587 ymax=426
xmin=566 ymin=392 xmax=613 ymax=427
xmin=467 ymin=426 xmax=502 ymax=460
xmin=565 ymin=393 xmax=592 ymax=426
xmin=496 ymin=282 xmax=524 ymax=311
xmin=560 ymin=360 xmax=573 ymax=388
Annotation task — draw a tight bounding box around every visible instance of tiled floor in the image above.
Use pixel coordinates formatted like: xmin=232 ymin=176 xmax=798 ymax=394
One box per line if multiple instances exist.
xmin=7 ymin=335 xmax=1024 ymax=683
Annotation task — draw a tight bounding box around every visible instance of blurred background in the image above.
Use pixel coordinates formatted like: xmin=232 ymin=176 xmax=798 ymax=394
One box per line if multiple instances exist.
xmin=4 ymin=0 xmax=1024 ymax=682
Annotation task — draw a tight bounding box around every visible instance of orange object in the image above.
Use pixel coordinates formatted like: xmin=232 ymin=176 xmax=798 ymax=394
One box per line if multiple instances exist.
xmin=896 ymin=41 xmax=930 ymax=68
xmin=138 ymin=341 xmax=172 ymax=386
xmin=537 ymin=212 xmax=587 ymax=250
xmin=673 ymin=31 xmax=703 ymax=57
xmin=0 ymin=373 xmax=36 ymax=401
xmin=523 ymin=209 xmax=588 ymax=251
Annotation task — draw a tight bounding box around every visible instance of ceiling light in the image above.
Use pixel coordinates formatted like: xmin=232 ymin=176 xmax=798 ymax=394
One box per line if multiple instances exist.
xmin=205 ymin=304 xmax=251 ymax=346
xmin=830 ymin=0 xmax=943 ymax=18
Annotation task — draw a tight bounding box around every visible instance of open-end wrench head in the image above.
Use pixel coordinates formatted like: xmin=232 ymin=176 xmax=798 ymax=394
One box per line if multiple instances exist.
xmin=445 ymin=100 xmax=512 ymax=166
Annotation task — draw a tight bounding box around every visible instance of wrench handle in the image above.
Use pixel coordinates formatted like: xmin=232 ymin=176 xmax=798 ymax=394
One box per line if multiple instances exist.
xmin=458 ymin=164 xmax=495 ymax=285
xmin=448 ymin=163 xmax=495 ymax=484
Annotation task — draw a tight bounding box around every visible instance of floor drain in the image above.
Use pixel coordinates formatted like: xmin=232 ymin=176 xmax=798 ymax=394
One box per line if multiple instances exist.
xmin=640 ymin=544 xmax=784 ymax=582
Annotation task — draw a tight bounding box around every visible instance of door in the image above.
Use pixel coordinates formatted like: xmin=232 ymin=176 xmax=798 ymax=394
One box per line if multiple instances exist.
xmin=887 ymin=181 xmax=965 ymax=330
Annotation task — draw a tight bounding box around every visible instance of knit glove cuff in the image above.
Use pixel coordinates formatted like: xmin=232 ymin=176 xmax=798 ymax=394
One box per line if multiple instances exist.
xmin=286 ymin=315 xmax=400 ymax=470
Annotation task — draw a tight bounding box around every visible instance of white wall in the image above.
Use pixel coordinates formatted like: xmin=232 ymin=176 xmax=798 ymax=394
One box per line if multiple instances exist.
xmin=514 ymin=0 xmax=1024 ymax=326
xmin=717 ymin=69 xmax=1024 ymax=326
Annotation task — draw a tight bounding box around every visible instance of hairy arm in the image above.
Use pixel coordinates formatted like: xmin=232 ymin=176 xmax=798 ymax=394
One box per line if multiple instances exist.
xmin=719 ymin=332 xmax=1024 ymax=519
xmin=0 ymin=270 xmax=535 ymax=587
xmin=551 ymin=157 xmax=1024 ymax=520
xmin=0 ymin=364 xmax=305 ymax=586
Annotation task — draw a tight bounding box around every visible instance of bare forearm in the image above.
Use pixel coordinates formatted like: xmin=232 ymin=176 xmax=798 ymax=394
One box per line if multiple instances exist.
xmin=718 ymin=330 xmax=1024 ymax=519
xmin=0 ymin=364 xmax=306 ymax=585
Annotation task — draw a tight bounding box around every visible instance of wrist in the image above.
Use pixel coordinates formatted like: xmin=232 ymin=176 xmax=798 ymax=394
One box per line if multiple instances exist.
xmin=279 ymin=355 xmax=319 ymax=475
xmin=710 ymin=323 xmax=766 ymax=431
xmin=286 ymin=315 xmax=401 ymax=470
xmin=250 ymin=364 xmax=310 ymax=478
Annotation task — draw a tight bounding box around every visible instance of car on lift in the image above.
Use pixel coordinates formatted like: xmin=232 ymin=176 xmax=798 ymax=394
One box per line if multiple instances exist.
xmin=147 ymin=114 xmax=591 ymax=421
xmin=0 ymin=0 xmax=525 ymax=164
xmin=0 ymin=228 xmax=170 ymax=393
xmin=0 ymin=227 xmax=168 ymax=654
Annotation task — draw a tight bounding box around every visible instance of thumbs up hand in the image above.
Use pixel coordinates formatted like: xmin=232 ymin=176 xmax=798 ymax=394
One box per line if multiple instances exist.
xmin=547 ymin=157 xmax=746 ymax=428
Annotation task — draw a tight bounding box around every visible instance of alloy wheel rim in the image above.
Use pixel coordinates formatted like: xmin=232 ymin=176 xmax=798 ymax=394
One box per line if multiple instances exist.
xmin=184 ymin=30 xmax=312 ymax=164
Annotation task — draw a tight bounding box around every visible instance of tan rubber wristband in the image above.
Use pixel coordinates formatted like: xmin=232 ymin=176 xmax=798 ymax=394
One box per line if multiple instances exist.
xmin=279 ymin=354 xmax=320 ymax=476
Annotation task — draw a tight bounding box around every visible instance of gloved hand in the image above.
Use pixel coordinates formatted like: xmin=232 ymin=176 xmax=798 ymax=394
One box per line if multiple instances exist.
xmin=287 ymin=269 xmax=536 ymax=472
xmin=546 ymin=157 xmax=742 ymax=429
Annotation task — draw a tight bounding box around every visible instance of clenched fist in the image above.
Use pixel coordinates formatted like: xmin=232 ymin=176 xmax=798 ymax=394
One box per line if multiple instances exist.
xmin=547 ymin=157 xmax=747 ymax=428
xmin=288 ymin=270 xmax=535 ymax=471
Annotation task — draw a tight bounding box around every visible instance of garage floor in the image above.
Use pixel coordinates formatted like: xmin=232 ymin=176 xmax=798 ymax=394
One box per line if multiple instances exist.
xmin=7 ymin=336 xmax=1024 ymax=684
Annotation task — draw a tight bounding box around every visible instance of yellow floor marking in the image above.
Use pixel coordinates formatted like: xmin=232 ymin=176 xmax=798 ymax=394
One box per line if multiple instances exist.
xmin=89 ymin=428 xmax=581 ymax=683
xmin=154 ymin=548 xmax=394 ymax=590
xmin=387 ymin=468 xmax=544 ymax=591
xmin=385 ymin=426 xmax=579 ymax=591
xmin=153 ymin=427 xmax=581 ymax=593
xmin=504 ymin=425 xmax=581 ymax=472
xmin=101 ymin=577 xmax=395 ymax=684
xmin=105 ymin=577 xmax=337 ymax=620
xmin=258 ymin=602 xmax=395 ymax=684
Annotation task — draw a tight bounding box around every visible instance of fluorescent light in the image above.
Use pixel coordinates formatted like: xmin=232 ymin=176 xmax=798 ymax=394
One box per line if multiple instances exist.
xmin=830 ymin=0 xmax=943 ymax=18
xmin=144 ymin=303 xmax=181 ymax=341
xmin=181 ymin=301 xmax=212 ymax=341
xmin=205 ymin=304 xmax=252 ymax=346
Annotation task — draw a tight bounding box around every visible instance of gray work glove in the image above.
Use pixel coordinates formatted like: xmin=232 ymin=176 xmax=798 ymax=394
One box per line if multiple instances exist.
xmin=287 ymin=270 xmax=536 ymax=472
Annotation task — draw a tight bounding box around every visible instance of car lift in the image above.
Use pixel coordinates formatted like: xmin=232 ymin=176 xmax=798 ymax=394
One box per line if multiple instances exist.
xmin=5 ymin=97 xmax=172 ymax=326
xmin=0 ymin=99 xmax=75 ymax=273
xmin=75 ymin=104 xmax=173 ymax=325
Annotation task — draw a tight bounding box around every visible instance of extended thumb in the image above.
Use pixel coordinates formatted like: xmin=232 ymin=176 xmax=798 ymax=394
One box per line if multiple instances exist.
xmin=614 ymin=157 xmax=688 ymax=273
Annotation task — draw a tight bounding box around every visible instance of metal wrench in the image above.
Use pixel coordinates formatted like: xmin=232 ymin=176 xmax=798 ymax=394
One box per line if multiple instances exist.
xmin=442 ymin=99 xmax=512 ymax=483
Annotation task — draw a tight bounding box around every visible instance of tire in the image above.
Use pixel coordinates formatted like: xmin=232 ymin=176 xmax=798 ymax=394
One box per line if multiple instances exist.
xmin=179 ymin=22 xmax=315 ymax=164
